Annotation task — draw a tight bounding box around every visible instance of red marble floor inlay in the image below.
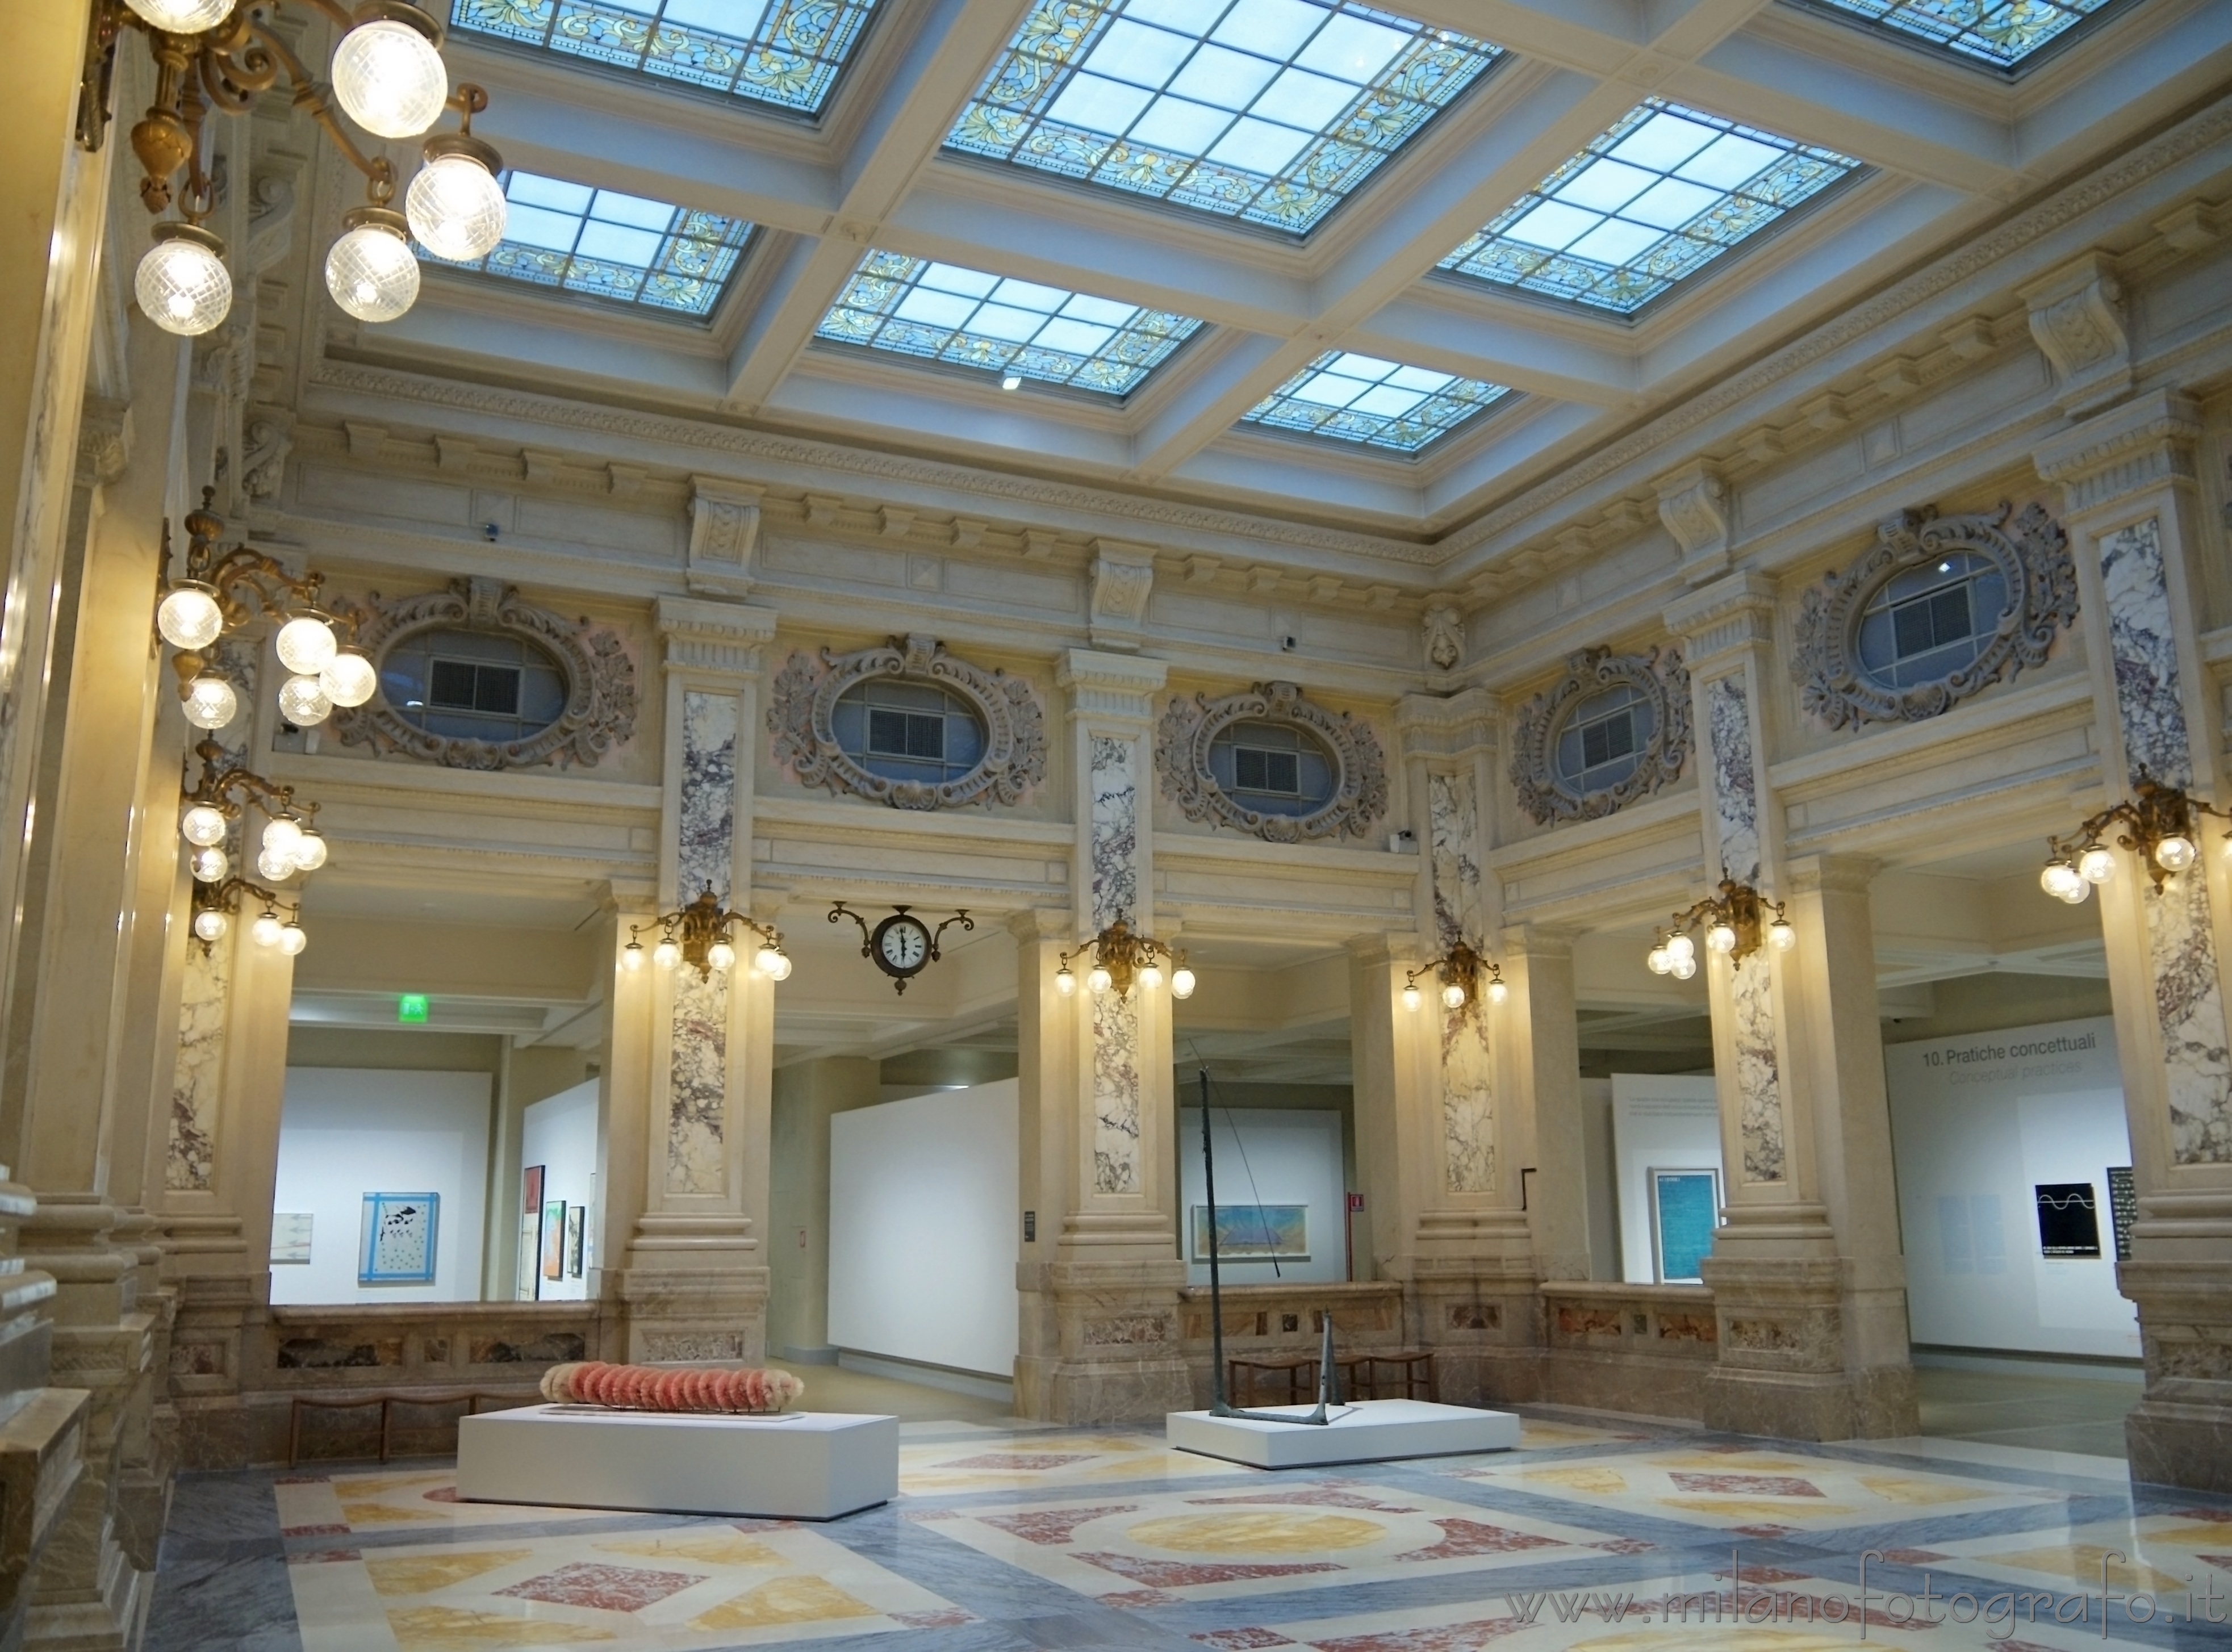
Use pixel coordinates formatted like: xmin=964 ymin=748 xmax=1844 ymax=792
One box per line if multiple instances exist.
xmin=938 ymin=1452 xmax=1095 ymax=1471
xmin=1591 ymin=1537 xmax=1656 ymax=1554
xmin=282 ymin=1524 xmax=350 ymax=1538
xmin=1188 ymin=1488 xmax=1420 ymax=1513
xmin=288 ymin=1549 xmax=362 ymax=1564
xmin=893 ymin=1608 xmax=975 ymax=1628
xmin=1194 ymin=1629 xmax=1298 ymax=1649
xmin=1314 ymin=1616 xmax=1528 ymax=1651
xmin=1078 ymin=1553 xmax=1341 ymax=1589
xmin=1098 ymin=1588 xmax=1185 ymax=1609
xmin=1400 ymin=1519 xmax=1564 ymax=1562
xmin=496 ymin=1562 xmax=701 ymax=1612
xmin=1874 ymin=1548 xmax=1948 ymax=1564
xmin=983 ymin=1505 xmax=1140 ymax=1545
xmin=424 ymin=1486 xmax=461 ymax=1502
xmin=1669 ymin=1471 xmax=1824 ymax=1497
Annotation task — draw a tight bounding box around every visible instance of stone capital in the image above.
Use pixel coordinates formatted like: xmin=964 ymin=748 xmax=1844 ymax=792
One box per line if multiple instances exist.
xmin=74 ymin=395 xmax=130 ymax=488
xmin=686 ymin=475 xmax=763 ymax=599
xmin=1651 ymin=457 xmax=1731 ymax=585
xmin=1663 ymin=570 xmax=1776 ymax=670
xmin=1059 ymin=647 xmax=1165 ymax=723
xmin=2018 ymin=250 xmax=2131 ymax=415
xmin=1782 ymin=852 xmax=1882 ymax=897
xmin=2031 ymin=388 xmax=2202 ymax=519
xmin=1393 ymin=686 xmax=1494 ymax=759
xmin=1087 ymin=541 xmax=1157 ymax=653
xmin=655 ymin=595 xmax=778 ymax=680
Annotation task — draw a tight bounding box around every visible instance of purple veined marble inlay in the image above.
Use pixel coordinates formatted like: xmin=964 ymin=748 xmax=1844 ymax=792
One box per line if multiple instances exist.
xmin=666 ymin=689 xmax=742 ymax=1196
xmin=678 ymin=690 xmax=739 ymax=901
xmin=1706 ymin=676 xmax=1761 ymax=885
xmin=1429 ymin=773 xmax=1494 ymax=1194
xmin=1703 ymin=674 xmax=1783 ymax=1182
xmin=1089 ymin=735 xmax=1141 ymax=1193
xmin=2099 ymin=516 xmax=2232 ymax=1163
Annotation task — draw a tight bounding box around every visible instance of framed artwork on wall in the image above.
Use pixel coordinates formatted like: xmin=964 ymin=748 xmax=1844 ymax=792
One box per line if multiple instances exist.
xmin=566 ymin=1207 xmax=586 ymax=1278
xmin=2106 ymin=1165 xmax=2136 ymax=1262
xmin=1649 ymin=1168 xmax=1721 ymax=1284
xmin=519 ymin=1166 xmax=547 ymax=1301
xmin=2035 ymin=1182 xmax=2102 ymax=1258
xmin=1189 ymin=1204 xmax=1308 ymax=1261
xmin=271 ymin=1212 xmax=313 ymax=1265
xmin=358 ymin=1193 xmax=439 ymax=1285
xmin=542 ymin=1199 xmax=567 ymax=1281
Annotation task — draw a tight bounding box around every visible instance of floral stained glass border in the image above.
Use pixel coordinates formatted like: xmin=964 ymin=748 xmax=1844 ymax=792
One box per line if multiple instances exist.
xmin=946 ymin=0 xmax=1503 ymax=236
xmin=449 ymin=0 xmax=879 ymax=116
xmin=1243 ymin=351 xmax=1511 ymax=454
xmin=1437 ymin=98 xmax=1861 ymax=316
xmin=1794 ymin=0 xmax=2124 ymax=69
xmin=814 ymin=251 xmax=1203 ymax=396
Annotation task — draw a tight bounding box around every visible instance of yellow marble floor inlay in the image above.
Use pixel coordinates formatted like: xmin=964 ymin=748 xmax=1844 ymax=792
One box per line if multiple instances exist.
xmin=1126 ymin=1511 xmax=1385 ymax=1553
xmin=1954 ymin=1541 xmax=2189 ymax=1594
xmin=689 ymin=1575 xmax=879 ymax=1630
xmin=366 ymin=1550 xmax=532 ymax=1597
xmin=1523 ymin=1465 xmax=1631 ymax=1494
xmin=386 ymin=1606 xmax=618 ymax=1651
xmin=593 ymin=1534 xmax=785 ymax=1569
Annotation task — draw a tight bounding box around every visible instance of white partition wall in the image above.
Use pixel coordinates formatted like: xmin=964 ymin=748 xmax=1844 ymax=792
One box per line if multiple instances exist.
xmin=1611 ymin=1075 xmax=1725 ymax=1285
xmin=521 ymin=1080 xmax=599 ymax=1302
xmin=828 ymin=1080 xmax=1019 ymax=1379
xmin=1178 ymin=1108 xmax=1348 ymax=1286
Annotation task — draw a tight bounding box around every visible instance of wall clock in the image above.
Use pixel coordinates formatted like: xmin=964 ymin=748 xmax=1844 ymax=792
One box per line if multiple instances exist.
xmin=828 ymin=901 xmax=974 ymax=994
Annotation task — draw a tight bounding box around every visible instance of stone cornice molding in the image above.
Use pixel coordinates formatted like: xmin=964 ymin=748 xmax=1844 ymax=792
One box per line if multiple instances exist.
xmin=2031 ymin=388 xmax=2202 ymax=516
xmin=1394 ymin=687 xmax=1494 ymax=758
xmin=1664 ymin=572 xmax=1777 ymax=672
xmin=686 ymin=476 xmax=762 ymax=599
xmin=1782 ymin=852 xmax=1882 ymax=896
xmin=655 ymin=595 xmax=778 ymax=679
xmin=1059 ymin=649 xmax=1166 ymax=724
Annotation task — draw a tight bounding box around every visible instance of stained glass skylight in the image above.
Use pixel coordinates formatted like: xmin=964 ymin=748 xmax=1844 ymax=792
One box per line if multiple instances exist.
xmin=1796 ymin=0 xmax=2120 ymax=68
xmin=946 ymin=1 xmax=1503 ymax=235
xmin=449 ymin=0 xmax=877 ymax=116
xmin=814 ymin=252 xmax=1202 ymax=395
xmin=423 ymin=171 xmax=753 ymax=317
xmin=1242 ymin=352 xmax=1510 ymax=453
xmin=1437 ymin=99 xmax=1861 ymax=316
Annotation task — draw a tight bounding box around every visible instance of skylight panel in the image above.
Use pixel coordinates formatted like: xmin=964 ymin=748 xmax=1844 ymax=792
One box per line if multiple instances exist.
xmin=814 ymin=252 xmax=1203 ymax=395
xmin=421 ymin=171 xmax=753 ymax=318
xmin=947 ymin=1 xmax=1504 ymax=235
xmin=1437 ymin=100 xmax=1860 ymax=316
xmin=1243 ymin=352 xmax=1510 ymax=453
xmin=449 ymin=0 xmax=878 ymax=115
xmin=1794 ymin=0 xmax=2121 ymax=68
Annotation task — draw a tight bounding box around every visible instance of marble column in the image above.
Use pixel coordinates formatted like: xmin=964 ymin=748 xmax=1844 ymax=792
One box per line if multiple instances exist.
xmin=614 ymin=597 xmax=778 ymax=1365
xmin=2034 ymin=391 xmax=2232 ymax=1488
xmin=1665 ymin=574 xmax=1917 ymax=1440
xmin=1384 ymin=690 xmax=1537 ymax=1403
xmin=1500 ymin=926 xmax=1591 ymax=1285
xmin=1014 ymin=651 xmax=1188 ymax=1423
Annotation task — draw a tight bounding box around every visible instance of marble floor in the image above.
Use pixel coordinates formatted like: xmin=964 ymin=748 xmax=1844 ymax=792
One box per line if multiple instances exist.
xmin=143 ymin=1399 xmax=2230 ymax=1652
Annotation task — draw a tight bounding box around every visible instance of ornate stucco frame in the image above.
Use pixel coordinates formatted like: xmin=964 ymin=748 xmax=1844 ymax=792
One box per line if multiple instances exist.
xmin=767 ymin=633 xmax=1047 ymax=811
xmin=1791 ymin=501 xmax=2076 ymax=730
xmin=329 ymin=577 xmax=639 ymax=771
xmin=1509 ymin=644 xmax=1692 ymax=825
xmin=1156 ymin=680 xmax=1388 ymax=843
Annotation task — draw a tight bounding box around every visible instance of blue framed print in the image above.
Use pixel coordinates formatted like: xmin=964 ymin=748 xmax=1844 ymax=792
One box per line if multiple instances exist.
xmin=358 ymin=1192 xmax=439 ymax=1285
xmin=1649 ymin=1168 xmax=1721 ymax=1284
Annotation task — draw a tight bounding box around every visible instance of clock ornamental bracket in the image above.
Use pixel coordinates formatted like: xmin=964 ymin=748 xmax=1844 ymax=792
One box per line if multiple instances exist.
xmin=827 ymin=901 xmax=975 ymax=994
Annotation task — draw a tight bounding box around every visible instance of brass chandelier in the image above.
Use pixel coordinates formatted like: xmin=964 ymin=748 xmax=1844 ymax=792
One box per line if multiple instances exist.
xmin=178 ymin=735 xmax=323 ymax=953
xmin=155 ymin=490 xmax=374 ymax=731
xmin=1646 ymin=877 xmax=1792 ymax=976
xmin=624 ymin=886 xmax=792 ymax=983
xmin=1056 ymin=917 xmax=1196 ymax=1001
xmin=2040 ymin=771 xmax=2229 ymax=900
xmin=1402 ymin=939 xmax=1504 ymax=1012
xmin=80 ymin=0 xmax=509 ymax=338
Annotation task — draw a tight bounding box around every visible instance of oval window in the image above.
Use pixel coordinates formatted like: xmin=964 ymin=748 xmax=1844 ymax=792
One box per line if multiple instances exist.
xmin=1854 ymin=550 xmax=2008 ymax=690
xmin=831 ymin=677 xmax=987 ymax=785
xmin=381 ymin=628 xmax=570 ymax=742
xmin=1554 ymin=683 xmax=1656 ymax=797
xmin=1206 ymin=720 xmax=1337 ymax=818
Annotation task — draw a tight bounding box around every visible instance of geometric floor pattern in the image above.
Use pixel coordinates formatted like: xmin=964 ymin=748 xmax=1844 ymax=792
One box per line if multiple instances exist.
xmin=146 ymin=1411 xmax=2232 ymax=1652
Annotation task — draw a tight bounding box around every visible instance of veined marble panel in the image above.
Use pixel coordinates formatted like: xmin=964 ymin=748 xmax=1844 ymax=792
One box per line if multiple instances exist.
xmin=2101 ymin=516 xmax=2232 ymax=1164
xmin=668 ymin=689 xmax=740 ymax=1196
xmin=1705 ymin=677 xmax=1760 ymax=885
xmin=1429 ymin=775 xmax=1493 ymax=1195
xmin=1089 ymin=737 xmax=1137 ymax=929
xmin=1089 ymin=735 xmax=1140 ymax=1194
xmin=1703 ymin=675 xmax=1783 ymax=1183
xmin=678 ymin=691 xmax=738 ymax=901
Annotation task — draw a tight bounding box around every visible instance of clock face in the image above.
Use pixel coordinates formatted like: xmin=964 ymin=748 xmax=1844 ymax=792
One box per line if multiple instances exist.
xmin=875 ymin=915 xmax=931 ymax=975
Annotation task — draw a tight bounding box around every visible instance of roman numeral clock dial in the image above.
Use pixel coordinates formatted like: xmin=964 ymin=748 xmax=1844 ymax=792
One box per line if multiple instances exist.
xmin=827 ymin=901 xmax=974 ymax=994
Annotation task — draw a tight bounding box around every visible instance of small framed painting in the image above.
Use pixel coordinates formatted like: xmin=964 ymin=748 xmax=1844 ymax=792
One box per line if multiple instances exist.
xmin=271 ymin=1212 xmax=313 ymax=1265
xmin=359 ymin=1193 xmax=438 ymax=1285
xmin=1190 ymin=1203 xmax=1308 ymax=1261
xmin=1649 ymin=1168 xmax=1721 ymax=1284
xmin=566 ymin=1206 xmax=586 ymax=1278
xmin=541 ymin=1199 xmax=567 ymax=1281
xmin=523 ymin=1164 xmax=545 ymax=1215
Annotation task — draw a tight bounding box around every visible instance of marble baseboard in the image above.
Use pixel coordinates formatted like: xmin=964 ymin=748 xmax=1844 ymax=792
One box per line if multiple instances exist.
xmin=1701 ymin=1362 xmax=1918 ymax=1441
xmin=2125 ymin=1392 xmax=2232 ymax=1491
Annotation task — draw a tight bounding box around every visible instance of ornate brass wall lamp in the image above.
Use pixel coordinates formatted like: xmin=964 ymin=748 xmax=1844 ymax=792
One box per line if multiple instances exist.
xmin=1056 ymin=917 xmax=1195 ymax=1001
xmin=624 ymin=886 xmax=792 ymax=983
xmin=189 ymin=874 xmax=299 ymax=955
xmin=1402 ymin=939 xmax=1505 ymax=1011
xmin=179 ymin=735 xmax=323 ymax=951
xmin=1646 ymin=878 xmax=1792 ymax=976
xmin=2041 ymin=771 xmax=2230 ymax=900
xmin=80 ymin=0 xmax=508 ymax=336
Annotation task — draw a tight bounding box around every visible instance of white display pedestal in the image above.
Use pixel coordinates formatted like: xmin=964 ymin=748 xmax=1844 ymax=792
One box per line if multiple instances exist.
xmin=1167 ymin=1399 xmax=1520 ymax=1469
xmin=457 ymin=1405 xmax=898 ymax=1520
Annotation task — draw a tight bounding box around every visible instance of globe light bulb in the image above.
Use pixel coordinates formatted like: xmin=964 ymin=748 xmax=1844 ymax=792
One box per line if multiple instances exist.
xmin=1768 ymin=917 xmax=1796 ymax=951
xmin=1441 ymin=981 xmax=1466 ymax=1010
xmin=262 ymin=816 xmax=304 ymax=857
xmin=257 ymin=847 xmax=296 ymax=881
xmin=752 ymin=944 xmax=784 ymax=977
xmin=2078 ymin=846 xmax=2115 ymax=884
xmin=407 ymin=142 xmax=509 ymax=261
xmin=181 ymin=804 xmax=228 ymax=847
xmin=1087 ymin=965 xmax=1112 ymax=995
xmin=1486 ymin=977 xmax=1508 ymax=1005
xmin=291 ymin=830 xmax=328 ymax=872
xmin=707 ymin=939 xmax=737 ymax=972
xmin=2039 ymin=860 xmax=2078 ymax=898
xmin=2060 ymin=879 xmax=2092 ymax=905
xmin=1671 ymin=956 xmax=1697 ymax=981
xmin=125 ymin=0 xmax=234 ymax=30
xmin=251 ymin=910 xmax=283 ymax=947
xmin=1665 ymin=932 xmax=1695 ymax=964
xmin=1138 ymin=963 xmax=1163 ymax=992
xmin=278 ymin=674 xmax=332 ymax=726
xmin=279 ymin=921 xmax=308 ymax=956
xmin=183 ymin=675 xmax=239 ymax=730
xmin=136 ymin=223 xmax=232 ymax=337
xmin=622 ymin=940 xmax=644 ymax=971
xmin=325 ymin=211 xmax=420 ymax=323
xmin=1706 ymin=922 xmax=1737 ymax=955
xmin=1647 ymin=945 xmax=1670 ymax=975
xmin=190 ymin=845 xmax=229 ymax=883
xmin=1401 ymin=983 xmax=1422 ymax=1012
xmin=157 ymin=584 xmax=224 ymax=650
xmin=2155 ymin=834 xmax=2196 ymax=873
xmin=653 ymin=939 xmax=680 ymax=969
xmin=763 ymin=950 xmax=793 ymax=981
xmin=331 ymin=15 xmax=449 ymax=140
xmin=1055 ymin=964 xmax=1075 ymax=996
xmin=192 ymin=907 xmax=229 ymax=944
xmin=320 ymin=650 xmax=378 ymax=708
xmin=277 ymin=615 xmax=338 ymax=674
xmin=1170 ymin=965 xmax=1196 ymax=1000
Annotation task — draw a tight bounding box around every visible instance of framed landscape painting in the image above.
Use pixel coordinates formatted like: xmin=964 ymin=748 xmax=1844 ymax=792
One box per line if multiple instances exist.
xmin=1189 ymin=1203 xmax=1308 ymax=1261
xmin=358 ymin=1193 xmax=438 ymax=1285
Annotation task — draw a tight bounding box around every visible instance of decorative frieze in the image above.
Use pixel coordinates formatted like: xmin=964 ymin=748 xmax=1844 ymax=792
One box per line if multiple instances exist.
xmin=1155 ymin=680 xmax=1387 ymax=843
xmin=1508 ymin=646 xmax=1690 ymax=825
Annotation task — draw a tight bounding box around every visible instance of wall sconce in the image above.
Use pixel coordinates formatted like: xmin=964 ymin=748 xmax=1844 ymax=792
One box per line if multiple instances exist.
xmin=2041 ymin=771 xmax=2229 ymax=899
xmin=827 ymin=901 xmax=973 ymax=995
xmin=180 ymin=735 xmax=323 ymax=948
xmin=190 ymin=874 xmax=301 ymax=956
xmin=1402 ymin=939 xmax=1504 ymax=1011
xmin=155 ymin=491 xmax=374 ymax=731
xmin=1647 ymin=877 xmax=1792 ymax=975
xmin=625 ymin=885 xmax=790 ymax=982
xmin=1056 ymin=916 xmax=1194 ymax=1001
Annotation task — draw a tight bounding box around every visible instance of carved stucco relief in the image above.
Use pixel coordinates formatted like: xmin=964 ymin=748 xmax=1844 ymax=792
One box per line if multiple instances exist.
xmin=1508 ymin=645 xmax=1691 ymax=826
xmin=1155 ymin=680 xmax=1388 ymax=843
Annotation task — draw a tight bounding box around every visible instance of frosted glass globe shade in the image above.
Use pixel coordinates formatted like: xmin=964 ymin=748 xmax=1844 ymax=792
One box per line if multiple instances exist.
xmin=277 ymin=615 xmax=338 ymax=674
xmin=621 ymin=942 xmax=643 ymax=971
xmin=251 ymin=911 xmax=283 ymax=947
xmin=257 ymin=847 xmax=296 ymax=881
xmin=181 ymin=804 xmax=228 ymax=847
xmin=1705 ymin=922 xmax=1737 ymax=955
xmin=2078 ymin=846 xmax=2116 ymax=884
xmin=2155 ymin=834 xmax=2197 ymax=873
xmin=753 ymin=945 xmax=784 ymax=977
xmin=1670 ymin=956 xmax=1697 ymax=981
xmin=190 ymin=846 xmax=229 ymax=884
xmin=1138 ymin=964 xmax=1162 ymax=991
xmin=157 ymin=585 xmax=223 ymax=650
xmin=1401 ymin=983 xmax=1422 ymax=1012
xmin=1086 ymin=965 xmax=1111 ymax=995
xmin=125 ymin=0 xmax=233 ymax=31
xmin=1768 ymin=918 xmax=1796 ymax=952
xmin=407 ymin=150 xmax=508 ymax=261
xmin=183 ymin=675 xmax=238 ymax=729
xmin=1170 ymin=965 xmax=1196 ymax=1000
xmin=653 ymin=939 xmax=680 ymax=969
xmin=707 ymin=940 xmax=737 ymax=973
xmin=136 ymin=229 xmax=231 ymax=336
xmin=1665 ymin=932 xmax=1695 ymax=964
xmin=320 ymin=651 xmax=378 ymax=707
xmin=765 ymin=952 xmax=792 ymax=981
xmin=279 ymin=921 xmax=308 ymax=956
xmin=278 ymin=674 xmax=332 ymax=726
xmin=332 ymin=18 xmax=448 ymax=140
xmin=291 ymin=831 xmax=328 ymax=872
xmin=2060 ymin=880 xmax=2092 ymax=904
xmin=1440 ymin=981 xmax=1466 ymax=1010
xmin=1487 ymin=978 xmax=1508 ymax=1004
xmin=1646 ymin=945 xmax=1670 ymax=975
xmin=192 ymin=908 xmax=229 ymax=944
xmin=261 ymin=816 xmax=303 ymax=857
xmin=1055 ymin=965 xmax=1075 ymax=996
xmin=325 ymin=219 xmax=420 ymax=322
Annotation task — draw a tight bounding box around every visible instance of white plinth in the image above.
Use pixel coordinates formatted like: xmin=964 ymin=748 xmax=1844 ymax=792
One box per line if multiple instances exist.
xmin=457 ymin=1405 xmax=898 ymax=1520
xmin=1167 ymin=1398 xmax=1520 ymax=1469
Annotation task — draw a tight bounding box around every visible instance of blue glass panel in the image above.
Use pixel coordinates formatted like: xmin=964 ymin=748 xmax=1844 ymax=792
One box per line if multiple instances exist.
xmin=1241 ymin=350 xmax=1509 ymax=453
xmin=1795 ymin=0 xmax=2122 ymax=68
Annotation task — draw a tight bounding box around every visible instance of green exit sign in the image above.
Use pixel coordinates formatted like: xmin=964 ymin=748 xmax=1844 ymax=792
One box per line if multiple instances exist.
xmin=398 ymin=994 xmax=429 ymax=1024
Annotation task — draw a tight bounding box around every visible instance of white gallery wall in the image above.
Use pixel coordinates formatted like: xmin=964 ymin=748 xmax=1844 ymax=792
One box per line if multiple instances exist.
xmin=271 ymin=1068 xmax=492 ymax=1304
xmin=1178 ymin=1107 xmax=1347 ymax=1286
xmin=828 ymin=1080 xmax=1018 ymax=1379
xmin=1611 ymin=1074 xmax=1725 ymax=1285
xmin=521 ymin=1080 xmax=598 ymax=1302
xmin=1886 ymin=1015 xmax=2138 ymax=1359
